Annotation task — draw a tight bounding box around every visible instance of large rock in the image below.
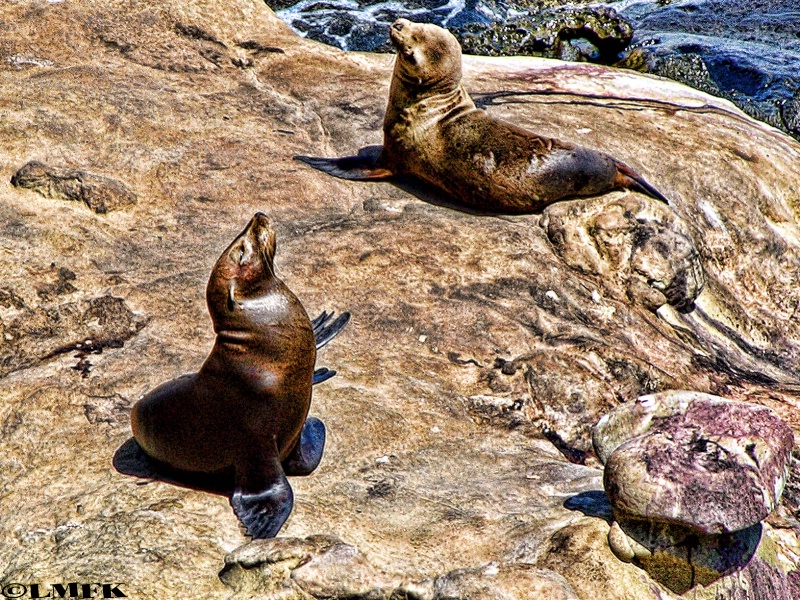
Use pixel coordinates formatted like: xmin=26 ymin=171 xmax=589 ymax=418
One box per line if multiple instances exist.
xmin=593 ymin=390 xmax=796 ymax=594
xmin=0 ymin=1 xmax=799 ymax=598
xmin=595 ymin=390 xmax=794 ymax=533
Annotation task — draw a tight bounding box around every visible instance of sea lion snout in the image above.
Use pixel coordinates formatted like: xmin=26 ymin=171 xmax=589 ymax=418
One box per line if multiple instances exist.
xmin=223 ymin=213 xmax=277 ymax=273
xmin=389 ymin=19 xmax=413 ymax=56
xmin=242 ymin=212 xmax=277 ymax=265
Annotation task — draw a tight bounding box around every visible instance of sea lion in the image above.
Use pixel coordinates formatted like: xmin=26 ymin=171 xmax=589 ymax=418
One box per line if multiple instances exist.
xmin=128 ymin=213 xmax=349 ymax=539
xmin=296 ymin=19 xmax=669 ymax=214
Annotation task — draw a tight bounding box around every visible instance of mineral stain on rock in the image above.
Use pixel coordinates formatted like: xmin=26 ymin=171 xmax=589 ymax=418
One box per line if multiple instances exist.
xmin=0 ymin=295 xmax=146 ymax=378
xmin=11 ymin=161 xmax=137 ymax=214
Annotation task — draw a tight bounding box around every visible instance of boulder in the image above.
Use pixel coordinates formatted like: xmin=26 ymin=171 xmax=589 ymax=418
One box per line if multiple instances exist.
xmin=593 ymin=390 xmax=796 ymax=594
xmin=0 ymin=1 xmax=799 ymax=598
xmin=595 ymin=390 xmax=794 ymax=533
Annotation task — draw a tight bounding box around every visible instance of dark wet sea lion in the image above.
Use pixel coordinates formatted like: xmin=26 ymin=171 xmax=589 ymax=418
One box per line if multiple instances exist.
xmin=296 ymin=19 xmax=669 ymax=214
xmin=127 ymin=213 xmax=349 ymax=538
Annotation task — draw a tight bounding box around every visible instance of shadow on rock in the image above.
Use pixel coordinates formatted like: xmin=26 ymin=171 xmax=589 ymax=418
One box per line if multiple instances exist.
xmin=563 ymin=490 xmax=613 ymax=522
xmin=112 ymin=437 xmax=233 ymax=496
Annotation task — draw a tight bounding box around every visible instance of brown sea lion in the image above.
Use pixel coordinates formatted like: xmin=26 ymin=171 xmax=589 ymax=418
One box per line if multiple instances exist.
xmin=296 ymin=19 xmax=669 ymax=213
xmin=126 ymin=213 xmax=349 ymax=539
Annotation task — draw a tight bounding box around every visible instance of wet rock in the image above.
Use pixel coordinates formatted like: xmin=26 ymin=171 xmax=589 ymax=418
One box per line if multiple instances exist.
xmin=782 ymin=91 xmax=800 ymax=138
xmin=615 ymin=0 xmax=800 ymax=142
xmin=11 ymin=161 xmax=137 ymax=214
xmin=541 ymin=195 xmax=704 ymax=313
xmin=456 ymin=7 xmax=633 ymax=64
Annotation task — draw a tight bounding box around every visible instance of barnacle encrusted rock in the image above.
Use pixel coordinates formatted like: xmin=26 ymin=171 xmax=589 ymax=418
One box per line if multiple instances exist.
xmin=595 ymin=390 xmax=793 ymax=533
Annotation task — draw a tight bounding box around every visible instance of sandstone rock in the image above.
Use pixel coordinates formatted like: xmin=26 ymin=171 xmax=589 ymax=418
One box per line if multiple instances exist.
xmin=541 ymin=194 xmax=704 ymax=313
xmin=0 ymin=294 xmax=147 ymax=379
xmin=11 ymin=161 xmax=137 ymax=214
xmin=595 ymin=390 xmax=794 ymax=533
xmin=429 ymin=563 xmax=580 ymax=600
xmin=219 ymin=535 xmax=394 ymax=600
xmin=539 ymin=516 xmax=800 ymax=599
xmin=1 ymin=0 xmax=800 ymax=598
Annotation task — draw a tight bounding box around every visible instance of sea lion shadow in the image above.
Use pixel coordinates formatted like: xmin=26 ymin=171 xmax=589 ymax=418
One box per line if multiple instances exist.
xmin=563 ymin=489 xmax=613 ymax=523
xmin=113 ymin=437 xmax=234 ymax=497
xmin=295 ymin=145 xmax=510 ymax=217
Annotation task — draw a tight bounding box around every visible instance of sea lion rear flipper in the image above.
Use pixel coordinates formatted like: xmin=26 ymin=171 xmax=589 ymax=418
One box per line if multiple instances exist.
xmin=294 ymin=146 xmax=393 ymax=181
xmin=615 ymin=163 xmax=670 ymax=205
xmin=282 ymin=416 xmax=326 ymax=476
xmin=231 ymin=457 xmax=294 ymax=539
xmin=312 ymin=311 xmax=351 ymax=349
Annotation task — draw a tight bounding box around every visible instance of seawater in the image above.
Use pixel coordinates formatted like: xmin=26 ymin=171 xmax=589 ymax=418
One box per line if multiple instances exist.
xmin=275 ymin=0 xmax=800 ymax=137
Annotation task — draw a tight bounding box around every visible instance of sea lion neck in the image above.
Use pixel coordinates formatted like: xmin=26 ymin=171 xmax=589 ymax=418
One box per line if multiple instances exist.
xmin=209 ymin=275 xmax=292 ymax=338
xmin=205 ymin=212 xmax=286 ymax=335
xmin=384 ymin=80 xmax=475 ymax=143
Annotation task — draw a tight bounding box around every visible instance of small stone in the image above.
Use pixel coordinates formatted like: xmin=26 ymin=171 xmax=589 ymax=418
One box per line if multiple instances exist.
xmin=11 ymin=161 xmax=137 ymax=214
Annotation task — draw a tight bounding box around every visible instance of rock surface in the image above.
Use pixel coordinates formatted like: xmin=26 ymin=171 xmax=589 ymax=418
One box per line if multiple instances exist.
xmin=593 ymin=390 xmax=796 ymax=594
xmin=1 ymin=1 xmax=800 ymax=599
xmin=596 ymin=390 xmax=794 ymax=533
xmin=11 ymin=161 xmax=137 ymax=214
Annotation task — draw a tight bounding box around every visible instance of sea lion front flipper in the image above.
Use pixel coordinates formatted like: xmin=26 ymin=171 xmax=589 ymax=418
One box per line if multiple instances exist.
xmin=231 ymin=456 xmax=294 ymax=539
xmin=282 ymin=416 xmax=327 ymax=476
xmin=113 ymin=437 xmax=163 ymax=480
xmin=294 ymin=145 xmax=393 ymax=181
xmin=312 ymin=367 xmax=337 ymax=385
xmin=312 ymin=311 xmax=351 ymax=349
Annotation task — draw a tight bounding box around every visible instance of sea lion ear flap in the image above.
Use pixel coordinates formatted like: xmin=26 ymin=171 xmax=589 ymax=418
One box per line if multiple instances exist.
xmin=227 ymin=280 xmax=240 ymax=312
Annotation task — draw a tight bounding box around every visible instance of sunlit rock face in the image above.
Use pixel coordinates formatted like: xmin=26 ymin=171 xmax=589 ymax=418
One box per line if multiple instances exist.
xmin=593 ymin=390 xmax=796 ymax=596
xmin=0 ymin=1 xmax=799 ymax=599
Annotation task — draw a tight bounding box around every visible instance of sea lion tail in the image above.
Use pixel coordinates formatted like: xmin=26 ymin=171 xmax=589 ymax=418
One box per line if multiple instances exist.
xmin=312 ymin=311 xmax=351 ymax=349
xmin=615 ymin=163 xmax=670 ymax=205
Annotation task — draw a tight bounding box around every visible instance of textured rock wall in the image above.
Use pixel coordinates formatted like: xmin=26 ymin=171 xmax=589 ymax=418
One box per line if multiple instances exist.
xmin=0 ymin=1 xmax=798 ymax=598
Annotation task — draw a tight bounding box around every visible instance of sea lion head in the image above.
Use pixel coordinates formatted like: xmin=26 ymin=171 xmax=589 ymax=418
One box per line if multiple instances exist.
xmin=389 ymin=19 xmax=462 ymax=92
xmin=207 ymin=212 xmax=279 ymax=331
